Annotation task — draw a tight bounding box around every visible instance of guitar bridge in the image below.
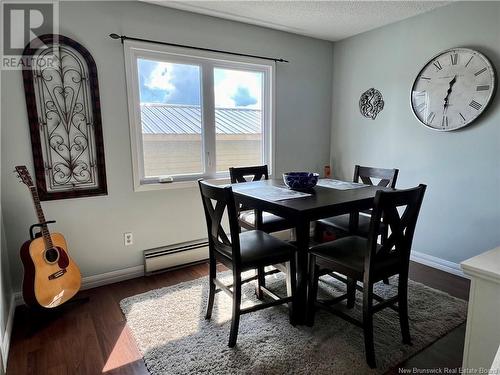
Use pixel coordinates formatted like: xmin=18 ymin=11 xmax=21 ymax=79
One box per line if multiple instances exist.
xmin=48 ymin=269 xmax=67 ymax=280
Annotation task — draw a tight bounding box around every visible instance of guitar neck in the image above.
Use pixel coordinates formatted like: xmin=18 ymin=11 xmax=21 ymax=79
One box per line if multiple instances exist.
xmin=29 ymin=186 xmax=53 ymax=248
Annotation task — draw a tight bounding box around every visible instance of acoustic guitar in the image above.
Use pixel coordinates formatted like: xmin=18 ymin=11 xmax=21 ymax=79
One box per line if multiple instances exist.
xmin=15 ymin=166 xmax=82 ymax=308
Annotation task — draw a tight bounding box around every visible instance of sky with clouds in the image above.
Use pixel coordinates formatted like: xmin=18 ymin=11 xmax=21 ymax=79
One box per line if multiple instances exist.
xmin=138 ymin=59 xmax=262 ymax=109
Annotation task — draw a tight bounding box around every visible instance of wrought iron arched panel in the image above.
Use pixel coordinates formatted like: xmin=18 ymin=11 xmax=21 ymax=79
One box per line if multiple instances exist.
xmin=22 ymin=34 xmax=107 ymax=200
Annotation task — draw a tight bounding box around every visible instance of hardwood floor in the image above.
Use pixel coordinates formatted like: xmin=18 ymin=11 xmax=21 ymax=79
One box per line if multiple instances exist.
xmin=409 ymin=262 xmax=470 ymax=300
xmin=7 ymin=261 xmax=469 ymax=374
xmin=394 ymin=262 xmax=470 ymax=374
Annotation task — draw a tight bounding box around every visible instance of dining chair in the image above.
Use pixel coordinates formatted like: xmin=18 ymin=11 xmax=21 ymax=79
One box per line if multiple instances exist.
xmin=316 ymin=165 xmax=399 ymax=285
xmin=198 ymin=180 xmax=297 ymax=347
xmin=229 ymin=165 xmax=295 ymax=298
xmin=229 ymin=165 xmax=293 ymax=233
xmin=306 ymin=184 xmax=426 ymax=368
xmin=316 ymin=165 xmax=399 ymax=239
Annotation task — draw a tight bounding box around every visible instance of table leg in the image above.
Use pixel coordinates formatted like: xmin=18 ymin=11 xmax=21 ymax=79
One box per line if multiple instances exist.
xmin=294 ymin=220 xmax=310 ymax=324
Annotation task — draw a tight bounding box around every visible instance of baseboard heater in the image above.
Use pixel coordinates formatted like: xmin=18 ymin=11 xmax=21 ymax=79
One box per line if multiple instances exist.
xmin=143 ymin=239 xmax=209 ymax=275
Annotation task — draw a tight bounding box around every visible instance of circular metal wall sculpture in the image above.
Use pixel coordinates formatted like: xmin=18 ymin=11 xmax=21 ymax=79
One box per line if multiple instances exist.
xmin=359 ymin=88 xmax=384 ymax=120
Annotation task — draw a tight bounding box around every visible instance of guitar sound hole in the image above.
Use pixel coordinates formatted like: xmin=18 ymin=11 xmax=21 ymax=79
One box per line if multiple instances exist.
xmin=45 ymin=248 xmax=59 ymax=263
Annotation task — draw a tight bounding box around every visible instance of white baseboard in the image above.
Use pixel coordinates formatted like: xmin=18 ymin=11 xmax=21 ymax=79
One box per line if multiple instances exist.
xmin=81 ymin=265 xmax=144 ymax=290
xmin=1 ymin=294 xmax=15 ymax=371
xmin=11 ymin=252 xmax=466 ymax=307
xmin=411 ymin=251 xmax=467 ymax=279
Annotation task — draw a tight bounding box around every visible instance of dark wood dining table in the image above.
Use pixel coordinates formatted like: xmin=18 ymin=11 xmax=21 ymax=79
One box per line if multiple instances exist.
xmin=231 ymin=178 xmax=391 ymax=324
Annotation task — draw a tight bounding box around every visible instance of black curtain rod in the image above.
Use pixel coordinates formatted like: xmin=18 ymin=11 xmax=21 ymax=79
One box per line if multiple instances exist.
xmin=109 ymin=33 xmax=289 ymax=63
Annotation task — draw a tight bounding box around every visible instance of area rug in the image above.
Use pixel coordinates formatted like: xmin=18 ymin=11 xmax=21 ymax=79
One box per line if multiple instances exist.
xmin=120 ymin=271 xmax=467 ymax=375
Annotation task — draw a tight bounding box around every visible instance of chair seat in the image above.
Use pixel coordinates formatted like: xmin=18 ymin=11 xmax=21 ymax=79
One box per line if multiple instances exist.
xmin=217 ymin=230 xmax=295 ymax=270
xmin=318 ymin=213 xmax=384 ymax=236
xmin=310 ymin=236 xmax=398 ymax=277
xmin=239 ymin=210 xmax=292 ymax=233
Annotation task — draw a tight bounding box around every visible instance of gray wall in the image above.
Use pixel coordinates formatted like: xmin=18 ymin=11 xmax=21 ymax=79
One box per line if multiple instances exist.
xmin=1 ymin=1 xmax=333 ymax=289
xmin=330 ymin=1 xmax=500 ymax=263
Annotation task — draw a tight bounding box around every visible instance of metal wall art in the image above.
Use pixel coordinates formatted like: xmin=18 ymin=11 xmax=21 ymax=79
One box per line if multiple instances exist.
xmin=359 ymin=88 xmax=384 ymax=120
xmin=22 ymin=34 xmax=107 ymax=200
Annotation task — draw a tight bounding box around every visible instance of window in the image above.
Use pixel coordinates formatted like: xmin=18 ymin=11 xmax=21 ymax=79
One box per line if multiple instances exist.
xmin=124 ymin=41 xmax=274 ymax=189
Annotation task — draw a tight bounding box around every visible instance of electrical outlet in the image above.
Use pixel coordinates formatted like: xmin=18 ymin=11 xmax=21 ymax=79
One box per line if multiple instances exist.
xmin=124 ymin=232 xmax=133 ymax=246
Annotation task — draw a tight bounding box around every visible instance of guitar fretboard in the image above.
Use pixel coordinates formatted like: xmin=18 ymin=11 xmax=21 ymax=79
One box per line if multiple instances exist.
xmin=29 ymin=186 xmax=53 ymax=249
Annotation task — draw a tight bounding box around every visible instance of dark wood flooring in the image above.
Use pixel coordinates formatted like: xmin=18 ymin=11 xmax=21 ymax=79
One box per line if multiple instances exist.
xmin=7 ymin=261 xmax=470 ymax=374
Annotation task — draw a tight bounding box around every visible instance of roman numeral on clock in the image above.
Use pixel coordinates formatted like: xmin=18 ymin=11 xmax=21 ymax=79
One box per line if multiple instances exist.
xmin=426 ymin=112 xmax=435 ymax=124
xmin=465 ymin=56 xmax=474 ymax=67
xmin=450 ymin=53 xmax=458 ymax=65
xmin=476 ymin=85 xmax=490 ymax=91
xmin=433 ymin=61 xmax=442 ymax=71
xmin=442 ymin=115 xmax=448 ymax=128
xmin=474 ymin=67 xmax=487 ymax=76
xmin=469 ymin=100 xmax=482 ymax=110
xmin=415 ymin=102 xmax=426 ymax=113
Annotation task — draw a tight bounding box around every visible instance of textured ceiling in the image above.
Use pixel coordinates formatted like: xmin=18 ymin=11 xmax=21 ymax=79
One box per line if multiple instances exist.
xmin=143 ymin=1 xmax=450 ymax=41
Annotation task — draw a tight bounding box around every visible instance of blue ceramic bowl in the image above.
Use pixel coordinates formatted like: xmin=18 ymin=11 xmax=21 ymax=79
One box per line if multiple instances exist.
xmin=283 ymin=172 xmax=319 ymax=190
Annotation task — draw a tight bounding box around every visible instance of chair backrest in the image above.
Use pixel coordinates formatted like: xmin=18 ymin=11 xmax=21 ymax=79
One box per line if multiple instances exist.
xmin=365 ymin=184 xmax=427 ymax=276
xmin=198 ymin=180 xmax=241 ymax=264
xmin=229 ymin=165 xmax=269 ymax=184
xmin=354 ymin=165 xmax=399 ymax=188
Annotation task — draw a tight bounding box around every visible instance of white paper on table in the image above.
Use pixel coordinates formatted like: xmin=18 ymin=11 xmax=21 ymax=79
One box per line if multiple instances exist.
xmin=316 ymin=179 xmax=367 ymax=190
xmin=237 ymin=186 xmax=312 ymax=202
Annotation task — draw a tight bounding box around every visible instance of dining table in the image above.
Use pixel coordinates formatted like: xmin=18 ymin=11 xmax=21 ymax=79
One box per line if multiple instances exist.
xmin=231 ymin=178 xmax=391 ymax=324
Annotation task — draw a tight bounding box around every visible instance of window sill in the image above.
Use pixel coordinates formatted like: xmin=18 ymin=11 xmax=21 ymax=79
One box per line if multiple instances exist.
xmin=134 ymin=177 xmax=231 ymax=192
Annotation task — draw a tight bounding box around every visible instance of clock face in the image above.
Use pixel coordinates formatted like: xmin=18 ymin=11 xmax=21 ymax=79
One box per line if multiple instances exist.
xmin=411 ymin=48 xmax=496 ymax=131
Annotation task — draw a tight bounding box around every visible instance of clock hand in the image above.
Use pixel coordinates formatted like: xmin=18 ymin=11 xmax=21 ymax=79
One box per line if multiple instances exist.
xmin=443 ymin=75 xmax=457 ymax=109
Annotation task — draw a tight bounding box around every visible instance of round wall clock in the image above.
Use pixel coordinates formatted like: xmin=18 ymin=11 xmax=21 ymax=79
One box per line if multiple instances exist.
xmin=411 ymin=47 xmax=496 ymax=131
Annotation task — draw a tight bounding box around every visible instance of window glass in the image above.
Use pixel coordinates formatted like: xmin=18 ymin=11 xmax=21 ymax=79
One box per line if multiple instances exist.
xmin=214 ymin=68 xmax=263 ymax=172
xmin=126 ymin=44 xmax=273 ymax=187
xmin=137 ymin=58 xmax=203 ymax=177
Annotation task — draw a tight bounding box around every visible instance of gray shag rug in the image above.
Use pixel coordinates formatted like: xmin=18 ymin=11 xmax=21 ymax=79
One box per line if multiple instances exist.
xmin=120 ymin=271 xmax=467 ymax=375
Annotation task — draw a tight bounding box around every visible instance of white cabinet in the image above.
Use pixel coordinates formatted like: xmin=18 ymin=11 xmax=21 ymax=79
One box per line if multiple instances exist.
xmin=461 ymin=246 xmax=500 ymax=371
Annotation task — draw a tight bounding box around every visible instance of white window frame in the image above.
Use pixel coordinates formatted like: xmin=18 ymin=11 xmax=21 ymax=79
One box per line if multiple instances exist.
xmin=124 ymin=40 xmax=276 ymax=191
